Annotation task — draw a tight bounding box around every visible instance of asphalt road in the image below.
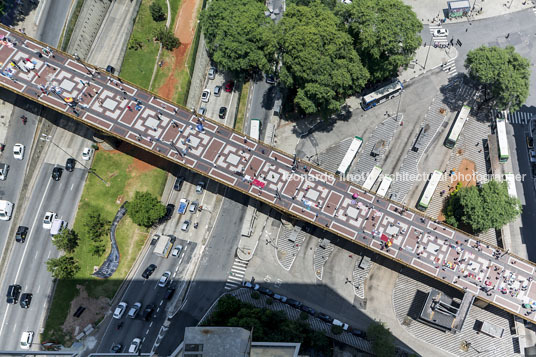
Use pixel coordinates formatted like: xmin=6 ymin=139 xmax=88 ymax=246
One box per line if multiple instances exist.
xmin=156 ymin=189 xmax=248 ymax=356
xmin=35 ymin=0 xmax=72 ymax=47
xmin=0 ymin=163 xmax=86 ymax=350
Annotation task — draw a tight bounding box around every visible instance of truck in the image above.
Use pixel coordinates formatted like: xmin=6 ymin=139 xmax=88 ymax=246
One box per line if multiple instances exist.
xmin=153 ymin=235 xmax=172 ymax=258
xmin=50 ymin=219 xmax=67 ymax=237
xmin=0 ymin=200 xmax=13 ymax=220
xmin=177 ymin=198 xmax=189 ymax=215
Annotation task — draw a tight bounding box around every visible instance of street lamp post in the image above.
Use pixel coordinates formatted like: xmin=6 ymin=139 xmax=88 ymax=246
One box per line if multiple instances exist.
xmin=73 ymin=53 xmax=95 ymax=77
xmin=423 ymin=34 xmax=433 ymax=70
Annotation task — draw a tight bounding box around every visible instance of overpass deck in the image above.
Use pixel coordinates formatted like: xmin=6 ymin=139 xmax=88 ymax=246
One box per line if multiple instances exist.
xmin=0 ymin=25 xmax=535 ymax=322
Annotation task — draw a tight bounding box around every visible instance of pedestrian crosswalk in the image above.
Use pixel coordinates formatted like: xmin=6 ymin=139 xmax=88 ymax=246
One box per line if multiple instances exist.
xmin=442 ymin=58 xmax=457 ymax=76
xmin=429 ymin=25 xmax=449 ymax=44
xmin=491 ymin=109 xmax=534 ymax=125
xmin=224 ymin=258 xmax=249 ymax=290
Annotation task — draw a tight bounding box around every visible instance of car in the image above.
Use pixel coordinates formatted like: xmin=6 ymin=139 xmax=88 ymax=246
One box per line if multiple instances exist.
xmin=164 ymin=203 xmax=175 ymax=220
xmin=527 ymin=136 xmax=534 ymax=149
xmin=286 ymin=298 xmax=302 ymax=308
xmin=150 ymin=235 xmax=159 ymax=246
xmin=142 ymin=264 xmax=157 ymax=279
xmin=6 ymin=284 xmax=21 ymax=304
xmin=158 ymin=271 xmax=171 ymax=287
xmin=128 ymin=302 xmax=141 ymax=318
xmin=181 ymin=220 xmax=190 ymax=232
xmin=110 ymin=343 xmax=122 ymax=353
xmin=199 ymin=107 xmax=207 ymax=116
xmin=20 ymin=331 xmax=33 ymax=350
xmin=113 ymin=302 xmax=128 ymax=319
xmin=273 ymin=293 xmax=287 ymax=302
xmin=173 ymin=176 xmax=185 ymax=191
xmin=128 ymin=338 xmax=141 ymax=354
xmin=208 ymin=67 xmax=216 ymax=80
xmin=106 ymin=65 xmax=115 ymax=74
xmin=433 ymin=28 xmax=448 ymax=37
xmin=165 ymin=286 xmax=176 ymax=300
xmin=142 ymin=304 xmax=155 ymax=321
xmin=20 ymin=293 xmax=32 ymax=308
xmin=530 ymin=150 xmax=536 ymax=163
xmin=201 ymin=89 xmax=210 ymax=103
xmin=82 ymin=147 xmax=93 ymax=160
xmin=52 ymin=167 xmax=63 ymax=181
xmin=65 ymin=158 xmax=76 ymax=172
xmin=258 ymin=286 xmax=274 ymax=296
xmin=224 ymin=80 xmax=235 ymax=92
xmin=196 ymin=181 xmax=205 ymax=194
xmin=15 ymin=226 xmax=28 ymax=243
xmin=242 ymin=281 xmax=259 ymax=290
xmin=43 ymin=211 xmax=57 ymax=229
xmin=189 ymin=201 xmax=198 ymax=213
xmin=171 ymin=245 xmax=183 ymax=257
xmin=0 ymin=163 xmax=9 ymax=180
xmin=266 ymin=74 xmax=276 ymax=84
xmin=219 ymin=106 xmax=227 ymax=119
xmin=13 ymin=143 xmax=24 ymax=160
xmin=300 ymin=305 xmax=315 ymax=315
xmin=214 ymin=85 xmax=222 ymax=97
xmin=350 ymin=328 xmax=367 ymax=338
xmin=316 ymin=312 xmax=332 ymax=322
xmin=332 ymin=319 xmax=349 ymax=330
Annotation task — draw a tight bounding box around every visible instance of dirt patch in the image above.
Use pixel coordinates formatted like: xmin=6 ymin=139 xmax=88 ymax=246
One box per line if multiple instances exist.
xmin=127 ymin=157 xmax=155 ymax=174
xmin=62 ymin=285 xmax=110 ymax=338
xmin=438 ymin=158 xmax=477 ymax=221
xmin=157 ymin=0 xmax=201 ymax=100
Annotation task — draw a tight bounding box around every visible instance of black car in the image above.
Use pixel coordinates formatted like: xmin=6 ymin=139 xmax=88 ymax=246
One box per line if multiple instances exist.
xmin=169 ymin=235 xmax=176 ymax=244
xmin=300 ymin=305 xmax=315 ymax=315
xmin=106 ymin=65 xmax=116 ymax=74
xmin=150 ymin=235 xmax=159 ymax=246
xmin=286 ymin=298 xmax=302 ymax=308
xmin=20 ymin=293 xmax=32 ymax=308
xmin=65 ymin=158 xmax=76 ymax=172
xmin=142 ymin=304 xmax=155 ymax=321
xmin=110 ymin=343 xmax=122 ymax=353
xmin=173 ymin=176 xmax=185 ymax=191
xmin=219 ymin=106 xmax=227 ymax=119
xmin=164 ymin=286 xmax=176 ymax=300
xmin=316 ymin=312 xmax=332 ymax=322
xmin=142 ymin=264 xmax=157 ymax=279
xmin=15 ymin=226 xmax=28 ymax=243
xmin=258 ymin=286 xmax=273 ymax=296
xmin=164 ymin=204 xmax=175 ymax=220
xmin=52 ymin=167 xmax=63 ymax=181
xmin=350 ymin=328 xmax=367 ymax=339
xmin=6 ymin=284 xmax=21 ymax=304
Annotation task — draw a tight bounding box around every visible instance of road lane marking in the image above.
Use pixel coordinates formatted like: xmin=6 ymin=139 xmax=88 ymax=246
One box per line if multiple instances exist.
xmin=145 ymin=329 xmax=149 ymax=335
xmin=37 ymin=285 xmax=40 ymax=293
xmin=159 ymin=301 xmax=163 ymax=306
xmin=70 ymin=183 xmax=74 ymax=191
xmin=149 ymin=322 xmax=153 ymax=327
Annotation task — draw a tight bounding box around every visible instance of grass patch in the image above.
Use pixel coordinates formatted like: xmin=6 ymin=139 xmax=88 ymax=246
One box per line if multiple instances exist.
xmin=42 ymin=149 xmax=167 ymax=345
xmin=235 ymin=81 xmax=251 ymax=132
xmin=60 ymin=0 xmax=85 ymax=51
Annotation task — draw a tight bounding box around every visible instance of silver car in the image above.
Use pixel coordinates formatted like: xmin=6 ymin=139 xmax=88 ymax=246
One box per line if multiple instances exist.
xmin=181 ymin=220 xmax=190 ymax=232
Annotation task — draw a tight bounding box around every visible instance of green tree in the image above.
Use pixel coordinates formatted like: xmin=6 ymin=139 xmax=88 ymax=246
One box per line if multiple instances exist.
xmin=200 ymin=0 xmax=277 ymax=73
xmin=90 ymin=241 xmax=107 ymax=257
xmin=126 ymin=191 xmax=167 ymax=227
xmin=278 ymin=2 xmax=369 ymax=115
xmin=52 ymin=229 xmax=79 ymax=253
xmin=149 ymin=1 xmax=166 ymax=22
xmin=46 ymin=256 xmax=80 ymax=279
xmin=465 ymin=45 xmax=530 ymax=111
xmin=289 ymin=0 xmax=337 ymax=9
xmin=336 ymin=0 xmax=422 ymax=82
xmin=84 ymin=208 xmax=110 ymax=241
xmin=443 ymin=180 xmax=521 ymax=233
xmin=367 ymin=321 xmax=395 ymax=357
xmin=154 ymin=27 xmax=180 ymax=51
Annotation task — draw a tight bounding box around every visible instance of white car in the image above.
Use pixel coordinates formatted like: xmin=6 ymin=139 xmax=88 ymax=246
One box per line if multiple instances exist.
xmin=82 ymin=147 xmax=93 ymax=161
xmin=13 ymin=143 xmax=24 ymax=160
xmin=201 ymin=89 xmax=210 ymax=103
xmin=433 ymin=28 xmax=448 ymax=37
xmin=113 ymin=302 xmax=127 ymax=319
xmin=158 ymin=271 xmax=171 ymax=287
xmin=20 ymin=331 xmax=33 ymax=350
xmin=43 ymin=211 xmax=57 ymax=230
xmin=128 ymin=302 xmax=141 ymax=318
xmin=171 ymin=245 xmax=183 ymax=257
xmin=208 ymin=67 xmax=216 ymax=80
xmin=128 ymin=338 xmax=141 ymax=353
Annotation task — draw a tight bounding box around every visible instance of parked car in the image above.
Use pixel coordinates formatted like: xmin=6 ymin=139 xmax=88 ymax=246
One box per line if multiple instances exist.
xmin=286 ymin=298 xmax=302 ymax=308
xmin=128 ymin=302 xmax=141 ymax=318
xmin=300 ymin=305 xmax=315 ymax=315
xmin=316 ymin=312 xmax=332 ymax=322
xmin=196 ymin=181 xmax=205 ymax=194
xmin=266 ymin=74 xmax=276 ymax=84
xmin=350 ymin=328 xmax=367 ymax=338
xmin=110 ymin=343 xmax=122 ymax=353
xmin=224 ymin=80 xmax=235 ymax=92
xmin=52 ymin=167 xmax=63 ymax=181
xmin=273 ymin=293 xmax=287 ymax=302
xmin=181 ymin=220 xmax=190 ymax=232
xmin=113 ymin=302 xmax=127 ymax=319
xmin=433 ymin=28 xmax=448 ymax=37
xmin=82 ymin=147 xmax=93 ymax=161
xmin=106 ymin=65 xmax=115 ymax=74
xmin=219 ymin=107 xmax=227 ymax=119
xmin=20 ymin=331 xmax=33 ymax=350
xmin=20 ymin=293 xmax=32 ymax=308
xmin=43 ymin=211 xmax=57 ymax=229
xmin=142 ymin=264 xmax=157 ymax=279
xmin=527 ymin=136 xmax=534 ymax=149
xmin=189 ymin=201 xmax=198 ymax=213
xmin=15 ymin=226 xmax=28 ymax=243
xmin=172 ymin=245 xmax=183 ymax=257
xmin=332 ymin=319 xmax=349 ymax=330
xmin=142 ymin=304 xmax=155 ymax=321
xmin=208 ymin=67 xmax=216 ymax=80
xmin=13 ymin=143 xmax=24 ymax=160
xmin=65 ymin=158 xmax=76 ymax=172
xmin=242 ymin=281 xmax=259 ymax=290
xmin=258 ymin=286 xmax=273 ymax=296
xmin=173 ymin=176 xmax=185 ymax=191
xmin=128 ymin=338 xmax=141 ymax=354
xmin=150 ymin=235 xmax=159 ymax=246
xmin=6 ymin=284 xmax=21 ymax=304
xmin=201 ymin=89 xmax=210 ymax=103
xmin=158 ymin=271 xmax=171 ymax=287
xmin=199 ymin=107 xmax=207 ymax=116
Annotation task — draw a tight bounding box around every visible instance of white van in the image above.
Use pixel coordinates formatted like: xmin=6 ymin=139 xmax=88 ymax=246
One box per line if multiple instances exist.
xmin=332 ymin=319 xmax=349 ymax=330
xmin=20 ymin=331 xmax=33 ymax=349
xmin=50 ymin=218 xmax=67 ymax=237
xmin=0 ymin=200 xmax=13 ymax=221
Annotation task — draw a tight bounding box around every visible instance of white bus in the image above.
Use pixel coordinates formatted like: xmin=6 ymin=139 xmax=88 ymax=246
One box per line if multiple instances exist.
xmin=504 ymin=173 xmax=517 ymax=198
xmin=336 ymin=136 xmax=363 ymax=176
xmin=444 ymin=105 xmax=471 ymax=148
xmin=417 ymin=170 xmax=443 ymax=210
xmin=496 ymin=115 xmax=509 ymax=162
xmin=250 ymin=118 xmax=261 ymax=141
xmin=363 ymin=166 xmax=382 ymax=191
xmin=361 ymin=80 xmax=403 ymax=111
xmin=376 ymin=175 xmax=393 ymax=198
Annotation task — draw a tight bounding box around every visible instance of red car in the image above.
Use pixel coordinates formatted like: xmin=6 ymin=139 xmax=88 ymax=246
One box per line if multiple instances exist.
xmin=224 ymin=81 xmax=235 ymax=92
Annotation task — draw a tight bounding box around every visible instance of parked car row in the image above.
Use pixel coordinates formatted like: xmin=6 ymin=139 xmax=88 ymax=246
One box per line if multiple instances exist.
xmin=242 ymin=282 xmax=367 ymax=339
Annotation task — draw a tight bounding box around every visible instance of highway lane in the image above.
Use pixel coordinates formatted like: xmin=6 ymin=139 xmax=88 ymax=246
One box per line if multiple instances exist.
xmin=35 ymin=0 xmax=72 ymax=47
xmin=0 ymin=163 xmax=87 ymax=350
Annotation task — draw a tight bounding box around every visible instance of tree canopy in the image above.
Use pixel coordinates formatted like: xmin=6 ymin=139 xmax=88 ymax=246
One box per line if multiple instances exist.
xmin=444 ymin=180 xmax=521 ymax=233
xmin=336 ymin=0 xmax=422 ymax=82
xmin=126 ymin=191 xmax=166 ymax=227
xmin=149 ymin=1 xmax=166 ymax=22
xmin=84 ymin=208 xmax=110 ymax=241
xmin=367 ymin=321 xmax=395 ymax=356
xmin=465 ymin=46 xmax=530 ymax=112
xmin=200 ymin=0 xmax=277 ymax=73
xmin=278 ymin=2 xmax=369 ymax=114
xmin=52 ymin=229 xmax=80 ymax=254
xmin=46 ymin=256 xmax=80 ymax=279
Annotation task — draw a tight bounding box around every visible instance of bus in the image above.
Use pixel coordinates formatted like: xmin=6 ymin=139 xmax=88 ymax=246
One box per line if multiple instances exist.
xmin=363 ymin=166 xmax=382 ymax=191
xmin=361 ymin=80 xmax=403 ymax=111
xmin=250 ymin=118 xmax=261 ymax=141
xmin=336 ymin=136 xmax=363 ymax=176
xmin=376 ymin=175 xmax=393 ymax=198
xmin=496 ymin=115 xmax=509 ymax=162
xmin=504 ymin=173 xmax=517 ymax=198
xmin=417 ymin=170 xmax=443 ymax=211
xmin=444 ymin=105 xmax=471 ymax=148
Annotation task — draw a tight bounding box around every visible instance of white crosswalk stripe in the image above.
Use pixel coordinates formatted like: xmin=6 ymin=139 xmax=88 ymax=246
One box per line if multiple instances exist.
xmin=224 ymin=258 xmax=249 ymax=290
xmin=442 ymin=58 xmax=457 ymax=77
xmin=491 ymin=109 xmax=534 ymax=125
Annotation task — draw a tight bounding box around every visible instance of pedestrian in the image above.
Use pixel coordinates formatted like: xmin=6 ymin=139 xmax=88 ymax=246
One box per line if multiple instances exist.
xmin=127 ymin=105 xmax=132 ymax=111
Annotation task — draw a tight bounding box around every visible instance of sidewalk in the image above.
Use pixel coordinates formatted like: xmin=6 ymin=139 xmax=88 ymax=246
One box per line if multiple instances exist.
xmin=398 ymin=45 xmax=457 ymax=84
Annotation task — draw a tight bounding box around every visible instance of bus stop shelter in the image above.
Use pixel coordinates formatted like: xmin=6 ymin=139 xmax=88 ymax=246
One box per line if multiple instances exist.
xmin=448 ymin=0 xmax=471 ymax=18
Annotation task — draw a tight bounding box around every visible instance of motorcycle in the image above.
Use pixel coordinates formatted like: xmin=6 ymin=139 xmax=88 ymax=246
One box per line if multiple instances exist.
xmin=20 ymin=115 xmax=27 ymax=125
xmin=194 ymin=222 xmax=199 ymax=229
xmin=116 ymin=322 xmax=123 ymax=330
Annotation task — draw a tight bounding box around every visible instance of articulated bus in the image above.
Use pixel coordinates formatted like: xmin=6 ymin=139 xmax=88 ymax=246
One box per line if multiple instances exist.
xmin=250 ymin=118 xmax=261 ymax=141
xmin=336 ymin=136 xmax=363 ymax=176
xmin=444 ymin=105 xmax=471 ymax=148
xmin=361 ymin=80 xmax=403 ymax=111
xmin=363 ymin=166 xmax=382 ymax=191
xmin=417 ymin=170 xmax=443 ymax=211
xmin=504 ymin=173 xmax=517 ymax=198
xmin=496 ymin=115 xmax=509 ymax=162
